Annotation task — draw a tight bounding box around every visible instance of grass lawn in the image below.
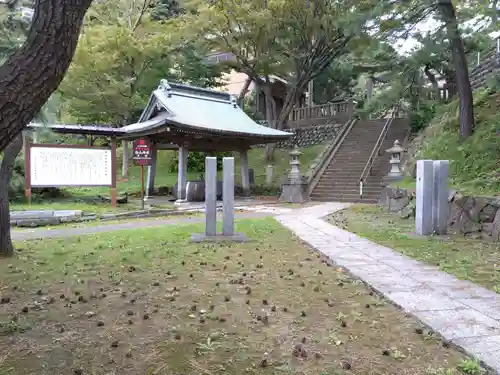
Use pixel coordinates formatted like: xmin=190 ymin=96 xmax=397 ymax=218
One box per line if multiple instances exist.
xmin=0 ymin=218 xmax=479 ymax=375
xmin=328 ymin=204 xmax=500 ymax=294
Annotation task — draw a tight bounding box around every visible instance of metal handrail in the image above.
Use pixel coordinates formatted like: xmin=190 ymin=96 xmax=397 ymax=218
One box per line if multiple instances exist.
xmin=306 ymin=117 xmax=357 ymax=197
xmin=358 ymin=109 xmax=397 ymax=199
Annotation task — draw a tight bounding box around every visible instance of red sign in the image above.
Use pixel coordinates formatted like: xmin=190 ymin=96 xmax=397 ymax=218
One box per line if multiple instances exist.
xmin=133 ymin=139 xmax=152 ymax=166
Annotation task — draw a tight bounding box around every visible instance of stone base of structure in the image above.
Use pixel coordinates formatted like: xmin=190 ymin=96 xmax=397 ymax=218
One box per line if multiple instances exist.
xmin=190 ymin=232 xmax=249 ymax=243
xmin=279 ymin=183 xmax=308 ymax=203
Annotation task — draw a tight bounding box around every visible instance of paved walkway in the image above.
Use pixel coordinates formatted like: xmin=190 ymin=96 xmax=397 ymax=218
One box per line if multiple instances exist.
xmin=276 ymin=202 xmax=500 ymax=373
xmin=12 ymin=211 xmax=276 ymax=241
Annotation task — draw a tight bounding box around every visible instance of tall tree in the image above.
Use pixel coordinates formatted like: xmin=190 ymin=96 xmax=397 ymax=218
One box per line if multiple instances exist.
xmin=436 ymin=0 xmax=475 ymax=138
xmin=0 ymin=0 xmax=88 ymax=256
xmin=188 ymin=0 xmax=373 ymax=160
xmin=60 ymin=0 xmax=224 ymax=177
xmin=0 ymin=0 xmax=93 ymax=152
xmin=374 ymin=0 xmax=476 ymax=138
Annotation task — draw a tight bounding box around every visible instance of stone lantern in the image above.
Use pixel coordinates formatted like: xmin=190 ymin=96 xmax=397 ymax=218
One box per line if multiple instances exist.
xmin=279 ymin=146 xmax=307 ymax=203
xmin=288 ymin=146 xmax=302 ymax=183
xmin=383 ymin=140 xmax=404 ymax=183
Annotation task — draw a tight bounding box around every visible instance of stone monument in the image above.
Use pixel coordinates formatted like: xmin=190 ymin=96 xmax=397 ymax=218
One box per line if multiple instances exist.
xmin=382 ymin=140 xmax=404 ymax=184
xmin=432 ymin=160 xmax=449 ymax=235
xmin=279 ymin=146 xmax=307 ymax=203
xmin=265 ymin=164 xmax=274 ymax=185
xmin=191 ymin=156 xmax=248 ymax=242
xmin=415 ymin=159 xmax=449 ymax=235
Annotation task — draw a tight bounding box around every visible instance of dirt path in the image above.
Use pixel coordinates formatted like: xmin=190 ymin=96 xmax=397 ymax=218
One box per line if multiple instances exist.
xmin=12 ymin=211 xmax=274 ymax=241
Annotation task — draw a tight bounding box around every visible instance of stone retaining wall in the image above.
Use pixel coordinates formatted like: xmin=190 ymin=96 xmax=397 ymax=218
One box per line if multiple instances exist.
xmin=254 ymin=122 xmax=344 ymax=149
xmin=378 ymin=186 xmax=500 ymax=241
xmin=470 ymin=53 xmax=500 ymax=90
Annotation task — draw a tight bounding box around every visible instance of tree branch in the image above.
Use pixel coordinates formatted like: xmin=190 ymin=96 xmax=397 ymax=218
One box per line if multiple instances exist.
xmin=0 ymin=0 xmax=93 ymax=151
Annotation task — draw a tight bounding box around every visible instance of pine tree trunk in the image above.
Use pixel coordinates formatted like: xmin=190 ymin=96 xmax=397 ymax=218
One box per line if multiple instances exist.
xmin=437 ymin=0 xmax=475 ymax=138
xmin=237 ymin=77 xmax=252 ymax=108
xmin=262 ymin=82 xmax=278 ymax=162
xmin=0 ymin=0 xmax=93 ymax=151
xmin=424 ymin=65 xmax=440 ymax=99
xmin=0 ymin=134 xmax=23 ymax=257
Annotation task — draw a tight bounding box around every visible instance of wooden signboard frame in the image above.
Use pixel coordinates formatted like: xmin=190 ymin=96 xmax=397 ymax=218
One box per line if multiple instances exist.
xmin=24 ymin=139 xmax=118 ymax=207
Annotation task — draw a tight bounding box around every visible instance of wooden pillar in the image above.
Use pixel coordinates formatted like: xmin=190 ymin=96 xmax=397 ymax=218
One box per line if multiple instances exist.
xmin=110 ymin=138 xmax=117 ymax=207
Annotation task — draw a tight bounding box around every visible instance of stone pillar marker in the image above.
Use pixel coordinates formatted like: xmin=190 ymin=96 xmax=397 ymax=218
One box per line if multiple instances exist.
xmin=416 ymin=160 xmax=434 ymax=235
xmin=222 ymin=157 xmax=235 ymax=236
xmin=176 ymin=146 xmax=188 ymax=202
xmin=191 ymin=156 xmax=248 ymax=243
xmin=204 ymin=157 xmax=217 ymax=236
xmin=265 ymin=165 xmax=274 ymax=185
xmin=433 ymin=160 xmax=449 ymax=235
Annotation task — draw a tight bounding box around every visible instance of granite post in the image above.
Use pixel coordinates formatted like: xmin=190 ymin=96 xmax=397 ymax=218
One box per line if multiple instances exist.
xmin=416 ymin=160 xmax=434 ymax=235
xmin=265 ymin=165 xmax=274 ymax=185
xmin=432 ymin=160 xmax=449 ymax=235
xmin=176 ymin=146 xmax=188 ymax=202
xmin=205 ymin=157 xmax=217 ymax=236
xmin=191 ymin=156 xmax=248 ymax=242
xmin=222 ymin=157 xmax=235 ymax=236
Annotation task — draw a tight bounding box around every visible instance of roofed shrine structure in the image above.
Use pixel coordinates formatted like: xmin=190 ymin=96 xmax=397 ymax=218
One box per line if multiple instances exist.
xmin=28 ymin=80 xmax=293 ymax=201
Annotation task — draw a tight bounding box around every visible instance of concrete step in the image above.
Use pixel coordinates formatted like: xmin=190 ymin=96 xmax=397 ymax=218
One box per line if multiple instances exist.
xmin=313 ymin=191 xmax=382 ymax=198
xmin=314 ymin=185 xmax=382 ymax=194
xmin=318 ymin=177 xmax=382 ymax=183
xmin=310 ymin=196 xmax=379 ymax=204
xmin=310 ymin=194 xmax=381 ymax=202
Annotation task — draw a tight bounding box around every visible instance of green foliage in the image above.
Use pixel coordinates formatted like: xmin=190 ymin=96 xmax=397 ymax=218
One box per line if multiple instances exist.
xmin=409 ymin=101 xmax=436 ymax=133
xmin=406 ymin=89 xmax=500 ymax=194
xmin=168 ymin=151 xmax=232 ymax=173
xmin=456 ymin=359 xmax=484 ymax=375
xmin=235 ymin=184 xmax=281 ymax=197
xmin=149 ymin=0 xmax=184 ymax=20
xmin=59 ymin=0 xmax=225 ymax=125
xmin=8 ymin=152 xmax=25 ymax=198
xmin=242 ymin=92 xmax=265 ymax=121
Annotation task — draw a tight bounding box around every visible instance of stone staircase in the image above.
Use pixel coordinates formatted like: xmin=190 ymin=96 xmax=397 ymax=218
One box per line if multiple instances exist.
xmin=310 ymin=118 xmax=409 ymax=203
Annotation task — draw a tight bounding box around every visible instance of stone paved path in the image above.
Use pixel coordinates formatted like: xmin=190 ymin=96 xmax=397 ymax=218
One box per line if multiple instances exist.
xmin=12 ymin=211 xmax=276 ymax=241
xmin=276 ymin=202 xmax=500 ymax=373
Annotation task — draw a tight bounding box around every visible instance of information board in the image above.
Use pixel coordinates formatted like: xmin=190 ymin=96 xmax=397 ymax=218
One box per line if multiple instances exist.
xmin=30 ymin=146 xmax=112 ymax=187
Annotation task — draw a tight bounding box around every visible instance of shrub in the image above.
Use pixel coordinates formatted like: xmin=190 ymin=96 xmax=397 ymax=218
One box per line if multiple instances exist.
xmin=235 ymin=184 xmax=281 ymax=197
xmin=409 ymin=101 xmax=436 ymax=133
xmin=168 ymin=151 xmax=232 ymax=173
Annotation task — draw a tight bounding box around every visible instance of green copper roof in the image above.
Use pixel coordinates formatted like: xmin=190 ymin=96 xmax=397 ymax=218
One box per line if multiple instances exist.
xmin=123 ymin=80 xmax=292 ymax=140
